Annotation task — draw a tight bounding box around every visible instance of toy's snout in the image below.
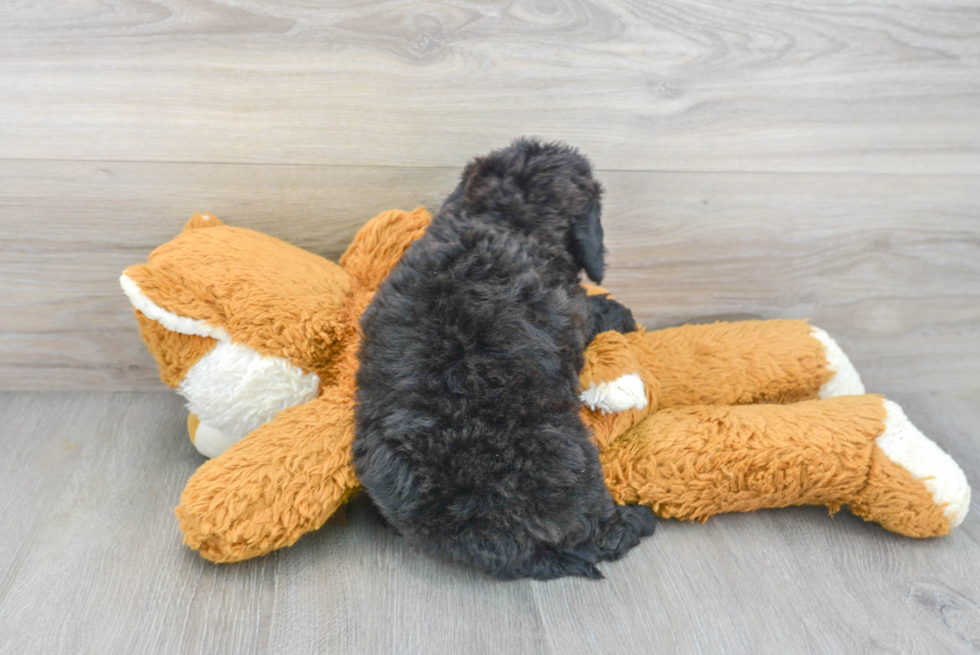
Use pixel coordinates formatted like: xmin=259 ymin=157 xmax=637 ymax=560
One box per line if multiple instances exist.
xmin=187 ymin=413 xmax=238 ymax=458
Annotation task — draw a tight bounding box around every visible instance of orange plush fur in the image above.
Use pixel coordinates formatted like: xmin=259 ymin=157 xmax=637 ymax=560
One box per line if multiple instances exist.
xmin=122 ymin=209 xmax=967 ymax=563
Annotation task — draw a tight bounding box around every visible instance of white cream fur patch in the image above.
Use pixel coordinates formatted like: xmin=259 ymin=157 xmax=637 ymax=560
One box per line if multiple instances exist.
xmin=810 ymin=327 xmax=865 ymax=398
xmin=580 ymin=372 xmax=648 ymax=414
xmin=878 ymin=400 xmax=971 ymax=528
xmin=178 ymin=340 xmax=320 ymax=448
xmin=120 ymin=273 xmax=230 ymax=341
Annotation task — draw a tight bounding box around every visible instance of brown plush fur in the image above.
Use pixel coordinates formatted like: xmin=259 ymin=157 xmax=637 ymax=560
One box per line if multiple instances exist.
xmin=602 ymin=396 xmax=886 ymax=519
xmin=129 ymin=210 xmax=431 ymax=561
xmin=634 ymin=319 xmax=833 ymax=408
xmin=123 ymin=208 xmax=955 ymax=563
xmin=125 ymin=212 xmax=358 ymax=381
xmin=134 ymin=311 xmax=216 ymax=388
xmin=851 ymin=447 xmax=951 ymax=538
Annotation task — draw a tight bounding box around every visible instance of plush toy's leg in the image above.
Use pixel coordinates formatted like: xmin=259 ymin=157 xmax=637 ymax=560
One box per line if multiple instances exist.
xmin=601 ymin=395 xmax=969 ymax=537
xmin=627 ymin=319 xmax=863 ymax=409
xmin=175 ymin=384 xmax=358 ymax=563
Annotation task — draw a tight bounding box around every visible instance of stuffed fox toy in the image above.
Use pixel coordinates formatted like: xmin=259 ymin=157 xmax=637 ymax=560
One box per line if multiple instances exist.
xmin=120 ymin=208 xmax=971 ymax=563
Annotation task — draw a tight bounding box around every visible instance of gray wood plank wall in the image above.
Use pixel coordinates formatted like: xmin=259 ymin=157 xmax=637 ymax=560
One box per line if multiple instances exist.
xmin=2 ymin=0 xmax=979 ymax=393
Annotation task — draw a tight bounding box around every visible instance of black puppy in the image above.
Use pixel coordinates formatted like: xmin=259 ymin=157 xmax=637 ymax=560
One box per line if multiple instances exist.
xmin=354 ymin=139 xmax=656 ymax=580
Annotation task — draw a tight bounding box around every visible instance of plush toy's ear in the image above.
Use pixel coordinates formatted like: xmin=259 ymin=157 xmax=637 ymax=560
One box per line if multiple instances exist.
xmin=570 ymin=199 xmax=605 ymax=283
xmin=183 ymin=212 xmax=224 ymax=230
xmin=121 ymin=262 xmax=225 ymax=387
xmin=340 ymin=207 xmax=432 ymax=292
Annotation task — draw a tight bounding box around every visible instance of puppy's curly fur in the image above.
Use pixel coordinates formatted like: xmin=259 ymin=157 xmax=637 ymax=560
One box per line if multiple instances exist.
xmin=354 ymin=139 xmax=656 ymax=580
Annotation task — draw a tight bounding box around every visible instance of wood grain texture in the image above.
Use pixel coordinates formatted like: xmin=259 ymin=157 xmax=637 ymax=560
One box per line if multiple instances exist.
xmin=4 ymin=3 xmax=978 ymax=651
xmin=0 ymin=391 xmax=978 ymax=654
xmin=2 ymin=0 xmax=979 ymax=391
xmin=2 ymin=160 xmax=978 ymax=392
xmin=0 ymin=161 xmax=459 ymax=390
xmin=601 ymin=172 xmax=980 ymax=395
xmin=0 ymin=0 xmax=978 ymax=173
xmin=0 ymin=392 xmax=279 ymax=655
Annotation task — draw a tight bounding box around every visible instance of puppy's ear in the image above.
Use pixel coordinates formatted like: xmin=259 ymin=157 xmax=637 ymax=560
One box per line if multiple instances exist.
xmin=446 ymin=160 xmax=484 ymax=211
xmin=570 ymin=200 xmax=605 ymax=283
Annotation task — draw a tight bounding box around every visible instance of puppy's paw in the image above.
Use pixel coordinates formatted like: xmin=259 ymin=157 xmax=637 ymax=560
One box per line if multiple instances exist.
xmin=588 ymin=294 xmax=638 ymax=336
xmin=595 ymin=504 xmax=657 ymax=562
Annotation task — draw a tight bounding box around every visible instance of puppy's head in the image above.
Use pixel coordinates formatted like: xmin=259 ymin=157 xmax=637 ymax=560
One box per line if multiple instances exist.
xmin=448 ymin=137 xmax=606 ymax=282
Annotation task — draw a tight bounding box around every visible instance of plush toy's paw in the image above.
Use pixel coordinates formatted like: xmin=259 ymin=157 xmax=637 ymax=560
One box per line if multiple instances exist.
xmin=850 ymin=400 xmax=970 ymax=537
xmin=580 ymin=373 xmax=648 ymax=414
xmin=877 ymin=400 xmax=970 ymax=528
xmin=579 ymin=331 xmax=651 ymax=415
xmin=810 ymin=327 xmax=865 ymax=398
xmin=177 ymin=388 xmax=360 ymax=563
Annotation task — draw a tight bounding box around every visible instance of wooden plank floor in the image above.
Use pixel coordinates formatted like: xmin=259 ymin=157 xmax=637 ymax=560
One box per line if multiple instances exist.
xmin=0 ymin=390 xmax=978 ymax=654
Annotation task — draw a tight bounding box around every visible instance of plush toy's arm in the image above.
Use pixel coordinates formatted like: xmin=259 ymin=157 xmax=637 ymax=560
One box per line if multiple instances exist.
xmin=575 ymin=283 xmax=656 ymax=442
xmin=175 ymin=384 xmax=358 ymax=563
xmin=601 ymin=394 xmax=970 ymax=538
xmin=339 ymin=207 xmax=432 ymax=292
xmin=578 ymin=290 xmax=859 ymax=412
xmin=627 ymin=319 xmax=863 ymax=409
